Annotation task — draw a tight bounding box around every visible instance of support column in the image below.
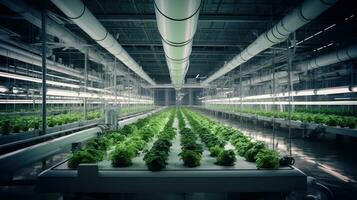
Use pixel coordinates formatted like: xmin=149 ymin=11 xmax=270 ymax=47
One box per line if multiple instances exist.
xmin=114 ymin=58 xmax=117 ymax=106
xmin=165 ymin=89 xmax=169 ymax=106
xmin=41 ymin=8 xmax=47 ymax=135
xmin=189 ymin=89 xmax=193 ymax=106
xmin=83 ymin=49 xmax=88 ymax=120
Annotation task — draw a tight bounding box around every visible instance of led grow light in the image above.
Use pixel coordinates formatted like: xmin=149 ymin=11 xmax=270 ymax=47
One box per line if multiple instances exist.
xmin=203 ymin=86 xmax=355 ymax=103
xmin=206 ymin=101 xmax=357 ymax=106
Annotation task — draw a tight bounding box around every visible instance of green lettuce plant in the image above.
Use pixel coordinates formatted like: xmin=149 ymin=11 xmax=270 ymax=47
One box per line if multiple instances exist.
xmin=256 ymin=149 xmax=280 ymax=169
xmin=215 ymin=149 xmax=236 ymax=166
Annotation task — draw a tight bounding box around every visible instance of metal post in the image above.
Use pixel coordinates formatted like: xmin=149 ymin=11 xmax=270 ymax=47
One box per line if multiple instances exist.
xmin=287 ymin=33 xmax=296 ymax=156
xmin=272 ymin=50 xmax=276 ymax=150
xmin=114 ymin=58 xmax=117 ymax=106
xmin=41 ymin=8 xmax=47 ymax=135
xmin=239 ymin=65 xmax=242 ymax=123
xmin=84 ymin=49 xmax=88 ymax=120
xmin=165 ymin=88 xmax=169 ymax=106
xmin=189 ymin=89 xmax=193 ymax=106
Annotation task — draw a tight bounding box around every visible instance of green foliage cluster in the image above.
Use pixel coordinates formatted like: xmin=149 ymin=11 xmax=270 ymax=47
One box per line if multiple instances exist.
xmin=179 ymin=127 xmax=203 ymax=167
xmin=256 ymin=149 xmax=280 ymax=169
xmin=68 ymin=138 xmax=108 ymax=168
xmin=184 ymin=108 xmax=280 ymax=169
xmin=144 ymin=110 xmax=176 ymax=171
xmin=67 ymin=109 xmax=169 ymax=169
xmin=215 ymin=149 xmax=236 ymax=166
xmin=206 ymin=105 xmax=357 ymax=129
xmin=176 ymin=109 xmax=186 ymax=131
xmin=209 ymin=146 xmax=223 ymax=157
xmin=0 ymin=110 xmax=103 ymax=135
xmin=244 ymin=141 xmax=266 ymax=162
xmin=111 ymin=110 xmax=169 ymax=167
xmin=183 ymin=109 xmax=225 ymax=157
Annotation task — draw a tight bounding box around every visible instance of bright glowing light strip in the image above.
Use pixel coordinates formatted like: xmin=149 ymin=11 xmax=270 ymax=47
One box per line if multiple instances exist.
xmin=0 ymin=71 xmax=80 ymax=88
xmin=203 ymin=86 xmax=355 ymax=103
xmin=0 ymin=71 xmax=116 ymax=94
xmin=205 ymin=101 xmax=357 ymax=106
xmin=0 ymin=72 xmax=153 ymax=103
xmin=0 ymin=99 xmax=153 ymax=105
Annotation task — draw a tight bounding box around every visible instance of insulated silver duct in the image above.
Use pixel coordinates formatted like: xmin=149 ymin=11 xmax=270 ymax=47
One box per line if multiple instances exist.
xmin=0 ymin=42 xmax=101 ymax=81
xmin=0 ymin=0 xmax=105 ymax=66
xmin=154 ymin=0 xmax=201 ymax=89
xmin=203 ymin=0 xmax=337 ymax=84
xmin=0 ymin=0 xmax=142 ymax=84
xmin=51 ymin=0 xmax=155 ymax=85
xmin=297 ymin=44 xmax=357 ymax=71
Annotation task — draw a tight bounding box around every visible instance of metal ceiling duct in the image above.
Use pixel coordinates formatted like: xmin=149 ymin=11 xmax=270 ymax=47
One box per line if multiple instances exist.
xmin=51 ymin=0 xmax=155 ymax=86
xmin=154 ymin=0 xmax=201 ymax=89
xmin=0 ymin=0 xmax=105 ymax=65
xmin=0 ymin=42 xmax=101 ymax=81
xmin=203 ymin=0 xmax=337 ymax=85
xmin=297 ymin=44 xmax=357 ymax=71
xmin=0 ymin=0 xmax=142 ymax=84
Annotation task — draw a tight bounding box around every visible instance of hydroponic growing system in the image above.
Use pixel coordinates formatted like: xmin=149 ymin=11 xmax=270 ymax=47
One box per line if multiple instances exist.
xmin=0 ymin=0 xmax=356 ymax=199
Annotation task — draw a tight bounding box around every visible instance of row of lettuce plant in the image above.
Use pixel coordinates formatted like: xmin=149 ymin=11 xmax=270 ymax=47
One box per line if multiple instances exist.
xmin=183 ymin=109 xmax=236 ymax=166
xmin=0 ymin=110 xmax=103 ymax=135
xmin=177 ymin=109 xmax=203 ymax=167
xmin=111 ymin=110 xmax=169 ymax=167
xmin=143 ymin=109 xmax=176 ymax=171
xmin=185 ymin=108 xmax=280 ymax=169
xmin=68 ymin=110 xmax=169 ymax=169
xmin=0 ymin=105 xmax=155 ymax=136
xmin=204 ymin=105 xmax=357 ymax=129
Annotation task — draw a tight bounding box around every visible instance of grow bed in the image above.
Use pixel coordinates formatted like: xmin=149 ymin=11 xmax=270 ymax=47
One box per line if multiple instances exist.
xmin=37 ymin=133 xmax=306 ymax=193
xmin=197 ymin=106 xmax=357 ymax=137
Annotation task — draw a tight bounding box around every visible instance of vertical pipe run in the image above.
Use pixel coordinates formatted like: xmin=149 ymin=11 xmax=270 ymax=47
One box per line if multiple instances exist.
xmin=84 ymin=49 xmax=88 ymax=120
xmin=272 ymin=50 xmax=276 ymax=150
xmin=41 ymin=8 xmax=47 ymax=135
xmin=114 ymin=58 xmax=117 ymax=106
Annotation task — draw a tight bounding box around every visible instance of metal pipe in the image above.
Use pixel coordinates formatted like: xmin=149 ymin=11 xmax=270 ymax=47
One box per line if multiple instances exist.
xmin=0 ymin=0 xmax=105 ymax=66
xmin=51 ymin=0 xmax=155 ymax=86
xmin=84 ymin=49 xmax=88 ymax=120
xmin=298 ymin=44 xmax=357 ymax=71
xmin=154 ymin=0 xmax=201 ymax=88
xmin=0 ymin=42 xmax=101 ymax=82
xmin=0 ymin=0 xmax=149 ymax=86
xmin=203 ymin=0 xmax=337 ymax=84
xmin=41 ymin=8 xmax=47 ymax=136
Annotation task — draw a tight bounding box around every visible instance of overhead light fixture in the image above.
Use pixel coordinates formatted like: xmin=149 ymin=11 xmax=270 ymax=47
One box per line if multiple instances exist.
xmin=0 ymin=85 xmax=8 ymax=93
xmin=204 ymin=101 xmax=357 ymax=106
xmin=203 ymin=86 xmax=355 ymax=103
xmin=12 ymin=87 xmax=19 ymax=94
xmin=316 ymin=87 xmax=350 ymax=95
xmin=195 ymin=74 xmax=199 ymax=79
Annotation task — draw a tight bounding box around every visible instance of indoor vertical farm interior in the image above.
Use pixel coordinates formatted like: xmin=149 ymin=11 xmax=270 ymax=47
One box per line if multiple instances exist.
xmin=0 ymin=0 xmax=356 ymax=200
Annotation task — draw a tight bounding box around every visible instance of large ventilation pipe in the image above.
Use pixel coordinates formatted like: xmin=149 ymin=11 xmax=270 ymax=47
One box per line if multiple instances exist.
xmin=297 ymin=44 xmax=357 ymax=71
xmin=239 ymin=45 xmax=356 ymax=86
xmin=0 ymin=0 xmax=105 ymax=65
xmin=154 ymin=0 xmax=201 ymax=89
xmin=0 ymin=0 xmax=143 ymax=84
xmin=203 ymin=0 xmax=337 ymax=85
xmin=0 ymin=42 xmax=101 ymax=81
xmin=242 ymin=71 xmax=293 ymax=86
xmin=51 ymin=0 xmax=155 ymax=86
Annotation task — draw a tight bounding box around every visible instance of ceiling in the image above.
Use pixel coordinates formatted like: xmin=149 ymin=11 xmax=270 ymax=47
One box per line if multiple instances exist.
xmin=0 ymin=0 xmax=356 ymax=85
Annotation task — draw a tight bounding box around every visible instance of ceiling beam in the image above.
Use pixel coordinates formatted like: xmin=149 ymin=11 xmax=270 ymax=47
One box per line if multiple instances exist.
xmin=93 ymin=14 xmax=278 ymax=23
xmin=120 ymin=41 xmax=249 ymax=47
xmin=145 ymin=83 xmax=208 ymax=89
